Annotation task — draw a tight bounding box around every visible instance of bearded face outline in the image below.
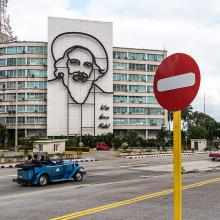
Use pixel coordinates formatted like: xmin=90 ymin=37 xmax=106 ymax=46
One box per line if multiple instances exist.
xmin=49 ymin=32 xmax=109 ymax=104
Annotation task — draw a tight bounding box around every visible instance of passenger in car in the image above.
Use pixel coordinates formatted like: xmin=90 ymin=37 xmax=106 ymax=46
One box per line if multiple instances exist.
xmin=32 ymin=154 xmax=41 ymax=165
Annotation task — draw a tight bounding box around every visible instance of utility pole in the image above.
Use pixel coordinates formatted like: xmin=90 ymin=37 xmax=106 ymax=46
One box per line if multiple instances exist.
xmin=204 ymin=92 xmax=206 ymax=114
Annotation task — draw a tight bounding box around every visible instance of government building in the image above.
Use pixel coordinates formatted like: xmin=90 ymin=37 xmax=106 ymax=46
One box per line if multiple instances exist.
xmin=0 ymin=17 xmax=167 ymax=142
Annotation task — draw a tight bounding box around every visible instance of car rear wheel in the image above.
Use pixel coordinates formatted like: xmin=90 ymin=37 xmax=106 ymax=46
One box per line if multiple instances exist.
xmin=38 ymin=174 xmax=48 ymax=186
xmin=74 ymin=172 xmax=83 ymax=182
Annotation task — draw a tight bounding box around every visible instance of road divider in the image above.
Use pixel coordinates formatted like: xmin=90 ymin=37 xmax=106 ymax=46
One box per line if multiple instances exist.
xmin=124 ymin=152 xmax=206 ymax=159
xmin=0 ymin=158 xmax=97 ymax=168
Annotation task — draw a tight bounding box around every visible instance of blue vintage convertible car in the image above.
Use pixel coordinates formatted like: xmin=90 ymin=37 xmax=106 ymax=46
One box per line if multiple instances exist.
xmin=13 ymin=160 xmax=86 ymax=186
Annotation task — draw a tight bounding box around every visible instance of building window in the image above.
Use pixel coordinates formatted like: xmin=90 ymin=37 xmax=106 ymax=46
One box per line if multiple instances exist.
xmin=0 ymin=117 xmax=5 ymax=124
xmin=6 ymin=105 xmax=15 ymax=112
xmin=113 ymin=84 xmax=127 ymax=92
xmin=17 ymin=58 xmax=26 ymax=66
xmin=113 ymin=118 xmax=128 ymax=125
xmin=5 ymin=93 xmax=16 ymax=100
xmin=27 ymin=58 xmax=47 ymax=65
xmin=148 ymin=108 xmax=164 ymax=115
xmin=129 ymin=96 xmax=146 ymax=103
xmin=128 ymin=53 xmax=145 ymax=60
xmin=113 ymin=51 xmax=127 ymax=59
xmin=18 ymin=93 xmax=25 ymax=100
xmin=17 ymin=105 xmax=25 ymax=112
xmin=18 ymin=81 xmax=25 ymax=89
xmin=113 ymin=107 xmax=127 ymax=114
xmin=27 ymin=81 xmax=47 ymax=89
xmin=129 ymin=85 xmax=146 ymax=92
xmin=54 ymin=144 xmax=59 ymax=152
xmin=147 ymin=75 xmax=154 ymax=83
xmin=0 ymin=59 xmax=6 ymax=66
xmin=147 ymin=118 xmax=164 ymax=126
xmin=148 ymin=54 xmax=164 ymax=61
xmin=129 ymin=118 xmax=146 ymax=125
xmin=17 ymin=70 xmax=26 ymax=77
xmin=5 ymin=117 xmax=24 ymax=124
xmin=7 ymin=58 xmax=16 ymax=66
xmin=0 ymin=70 xmax=5 ymax=77
xmin=6 ymin=82 xmax=16 ymax=89
xmin=6 ymin=46 xmax=25 ymax=54
xmin=27 ymin=93 xmax=47 ymax=100
xmin=6 ymin=70 xmax=16 ymax=77
xmin=18 ymin=117 xmax=25 ymax=124
xmin=147 ymin=86 xmax=154 ymax=93
xmin=129 ymin=107 xmax=148 ymax=114
xmin=6 ymin=117 xmax=15 ymax=124
xmin=38 ymin=144 xmax=43 ymax=152
xmin=113 ymin=96 xmax=127 ymax=103
xmin=128 ymin=63 xmax=145 ymax=71
xmin=128 ymin=74 xmax=146 ymax=82
xmin=27 ymin=69 xmax=47 ymax=78
xmin=0 ymin=48 xmax=6 ymax=55
xmin=0 ymin=82 xmax=6 ymax=89
xmin=26 ymin=105 xmax=47 ymax=112
xmin=113 ymin=62 xmax=127 ymax=70
xmin=26 ymin=117 xmax=46 ymax=124
xmin=113 ymin=73 xmax=127 ymax=81
xmin=0 ymin=94 xmax=5 ymax=101
xmin=147 ymin=96 xmax=157 ymax=104
xmin=147 ymin=64 xmax=158 ymax=72
xmin=27 ymin=46 xmax=47 ymax=54
xmin=0 ymin=106 xmax=5 ymax=112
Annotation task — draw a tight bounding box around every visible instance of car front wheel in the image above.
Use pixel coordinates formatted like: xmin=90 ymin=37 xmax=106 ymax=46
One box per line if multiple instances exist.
xmin=38 ymin=174 xmax=48 ymax=186
xmin=74 ymin=172 xmax=83 ymax=182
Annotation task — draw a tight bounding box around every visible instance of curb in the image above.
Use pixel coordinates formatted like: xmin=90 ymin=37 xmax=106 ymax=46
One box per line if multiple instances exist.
xmin=72 ymin=158 xmax=97 ymax=163
xmin=0 ymin=158 xmax=97 ymax=168
xmin=123 ymin=152 xmax=207 ymax=159
xmin=0 ymin=164 xmax=15 ymax=168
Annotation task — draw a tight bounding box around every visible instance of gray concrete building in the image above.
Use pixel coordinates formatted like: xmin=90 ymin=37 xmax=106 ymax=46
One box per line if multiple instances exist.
xmin=0 ymin=18 xmax=167 ymax=141
xmin=0 ymin=41 xmax=47 ymax=140
xmin=113 ymin=47 xmax=168 ymax=139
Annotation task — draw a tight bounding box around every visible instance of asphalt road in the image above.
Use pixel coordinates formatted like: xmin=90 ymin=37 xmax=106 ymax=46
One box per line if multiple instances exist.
xmin=0 ymin=153 xmax=220 ymax=220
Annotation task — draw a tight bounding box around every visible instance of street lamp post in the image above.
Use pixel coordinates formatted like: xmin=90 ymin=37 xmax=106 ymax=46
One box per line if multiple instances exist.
xmin=15 ymin=56 xmax=18 ymax=150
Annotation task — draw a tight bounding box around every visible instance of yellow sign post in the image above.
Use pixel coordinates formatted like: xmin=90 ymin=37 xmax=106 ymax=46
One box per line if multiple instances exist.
xmin=153 ymin=53 xmax=200 ymax=220
xmin=173 ymin=110 xmax=182 ymax=220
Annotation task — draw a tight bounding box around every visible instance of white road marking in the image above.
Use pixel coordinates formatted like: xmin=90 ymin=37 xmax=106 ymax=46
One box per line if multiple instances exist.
xmin=0 ymin=175 xmax=16 ymax=179
xmin=157 ymin=72 xmax=195 ymax=92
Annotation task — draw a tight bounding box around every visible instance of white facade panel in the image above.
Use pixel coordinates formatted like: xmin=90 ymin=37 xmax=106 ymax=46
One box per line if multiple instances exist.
xmin=47 ymin=17 xmax=113 ymax=136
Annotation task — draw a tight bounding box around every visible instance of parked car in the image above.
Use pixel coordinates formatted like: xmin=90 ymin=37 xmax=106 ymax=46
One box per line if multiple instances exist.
xmin=96 ymin=142 xmax=111 ymax=151
xmin=209 ymin=151 xmax=220 ymax=161
xmin=13 ymin=160 xmax=86 ymax=186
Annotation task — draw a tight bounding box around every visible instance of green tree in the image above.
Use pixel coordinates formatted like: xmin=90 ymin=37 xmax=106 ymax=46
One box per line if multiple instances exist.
xmin=189 ymin=111 xmax=219 ymax=140
xmin=188 ymin=126 xmax=208 ymax=139
xmin=112 ymin=135 xmax=123 ymax=150
xmin=123 ymin=130 xmax=140 ymax=148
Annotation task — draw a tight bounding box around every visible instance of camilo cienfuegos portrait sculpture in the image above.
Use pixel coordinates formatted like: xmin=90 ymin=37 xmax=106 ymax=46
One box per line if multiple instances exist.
xmin=48 ymin=32 xmax=112 ymax=135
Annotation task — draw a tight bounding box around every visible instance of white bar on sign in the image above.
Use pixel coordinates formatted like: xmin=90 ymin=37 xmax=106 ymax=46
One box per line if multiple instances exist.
xmin=157 ymin=72 xmax=195 ymax=92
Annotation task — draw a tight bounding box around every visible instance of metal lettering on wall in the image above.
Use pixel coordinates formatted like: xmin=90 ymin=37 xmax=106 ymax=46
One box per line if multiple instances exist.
xmin=48 ymin=32 xmax=112 ymax=136
xmin=98 ymin=105 xmax=110 ymax=129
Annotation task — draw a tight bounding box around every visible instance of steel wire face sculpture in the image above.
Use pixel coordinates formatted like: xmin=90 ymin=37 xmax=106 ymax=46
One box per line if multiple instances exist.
xmin=49 ymin=32 xmax=110 ymax=104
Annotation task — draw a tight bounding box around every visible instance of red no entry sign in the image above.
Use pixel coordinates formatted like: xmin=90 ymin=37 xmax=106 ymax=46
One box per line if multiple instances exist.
xmin=153 ymin=53 xmax=200 ymax=111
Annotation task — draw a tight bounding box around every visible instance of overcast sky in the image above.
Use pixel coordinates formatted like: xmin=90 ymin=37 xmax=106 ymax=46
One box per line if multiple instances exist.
xmin=7 ymin=0 xmax=220 ymax=122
